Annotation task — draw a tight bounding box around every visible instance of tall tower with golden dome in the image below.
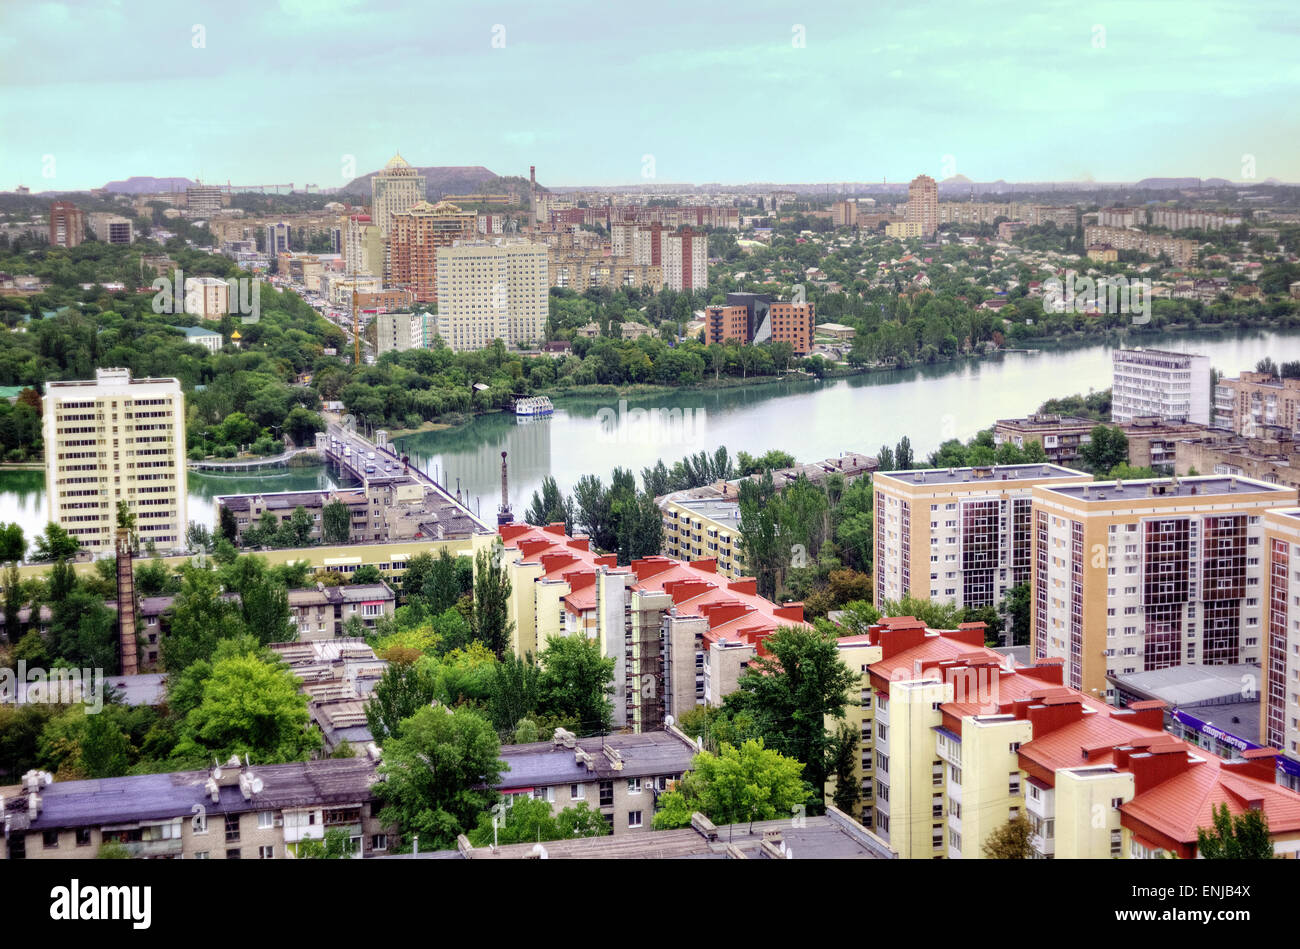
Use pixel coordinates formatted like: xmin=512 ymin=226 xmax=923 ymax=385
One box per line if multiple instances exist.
xmin=370 ymin=152 xmax=426 ymax=238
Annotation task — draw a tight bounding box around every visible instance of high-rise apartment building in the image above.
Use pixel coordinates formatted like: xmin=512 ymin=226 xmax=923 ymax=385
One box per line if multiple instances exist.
xmin=369 ymin=152 xmax=426 ymax=237
xmin=43 ymin=368 xmax=187 ymax=554
xmin=906 ymin=175 xmax=939 ymax=239
xmin=1214 ymin=370 xmax=1300 ymax=436
xmin=1111 ymin=348 xmax=1211 ymax=425
xmin=388 ymin=201 xmax=477 ymax=302
xmin=873 ymin=464 xmax=1091 ymax=616
xmin=660 ymin=227 xmax=707 ymax=291
xmin=434 ymin=241 xmax=548 ymax=352
xmin=185 ymin=184 xmax=224 ymax=214
xmin=48 ymin=202 xmax=85 ymax=248
xmin=342 ymin=213 xmax=383 ymax=275
xmin=265 ymin=221 xmax=291 ymax=260
xmin=1031 ymin=475 xmax=1298 ymax=698
xmin=375 ymin=311 xmax=435 ymax=355
xmin=831 ymin=200 xmax=860 ymax=228
xmin=1263 ymin=507 xmax=1300 ymax=786
xmin=1083 ymin=225 xmax=1198 ymax=267
xmin=88 ymin=213 xmax=134 ymax=244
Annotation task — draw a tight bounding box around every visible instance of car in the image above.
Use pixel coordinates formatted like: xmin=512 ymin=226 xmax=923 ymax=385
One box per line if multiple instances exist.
xmin=364 ymin=464 xmax=376 ymax=473
xmin=366 ymin=451 xmax=375 ymax=461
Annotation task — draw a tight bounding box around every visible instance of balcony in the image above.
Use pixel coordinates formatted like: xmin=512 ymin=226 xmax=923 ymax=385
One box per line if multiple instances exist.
xmin=123 ymin=838 xmax=184 ymax=858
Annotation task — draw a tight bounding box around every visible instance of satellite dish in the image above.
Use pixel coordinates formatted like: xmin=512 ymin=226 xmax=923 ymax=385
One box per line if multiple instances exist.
xmin=664 ymin=714 xmax=675 ymax=728
xmin=532 ymin=843 xmax=548 ymax=860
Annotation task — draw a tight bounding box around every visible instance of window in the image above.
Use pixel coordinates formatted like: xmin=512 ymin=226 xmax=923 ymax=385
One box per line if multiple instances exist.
xmin=226 ymin=848 xmax=241 ymax=859
xmin=627 ymin=778 xmax=642 ymax=794
xmin=628 ymin=811 xmax=643 ymax=828
xmin=257 ymin=811 xmax=275 ymax=829
xmin=259 ymin=846 xmax=274 ymax=859
xmin=1110 ymin=829 xmax=1122 ymax=857
xmin=193 ymin=851 xmax=209 ymax=860
xmin=599 ymin=781 xmax=614 ymax=807
xmin=75 ymin=828 xmax=92 ymax=847
xmin=1009 ymin=772 xmax=1020 ymax=796
xmin=1111 ymin=797 xmax=1124 ymax=809
xmin=371 ymin=834 xmax=388 ymax=851
xmin=570 ymin=784 xmax=583 ymax=800
xmin=932 ymin=794 xmax=943 ymax=818
xmin=225 ymin=814 xmax=240 ymax=841
xmin=43 ymin=830 xmax=59 ymax=849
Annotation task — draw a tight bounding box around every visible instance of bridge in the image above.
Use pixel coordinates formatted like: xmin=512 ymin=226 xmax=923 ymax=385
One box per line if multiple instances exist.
xmin=188 ymin=448 xmax=322 ymax=472
xmin=321 ymin=421 xmax=491 ymax=530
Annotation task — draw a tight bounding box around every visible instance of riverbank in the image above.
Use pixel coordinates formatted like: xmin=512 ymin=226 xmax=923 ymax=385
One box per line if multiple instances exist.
xmin=382 ymin=420 xmax=457 ymax=439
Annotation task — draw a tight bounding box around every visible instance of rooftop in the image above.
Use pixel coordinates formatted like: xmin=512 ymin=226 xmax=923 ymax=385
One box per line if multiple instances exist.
xmin=1041 ymin=474 xmax=1294 ymax=501
xmin=497 ymin=730 xmax=697 ymax=790
xmin=876 ymin=463 xmax=1087 ymax=486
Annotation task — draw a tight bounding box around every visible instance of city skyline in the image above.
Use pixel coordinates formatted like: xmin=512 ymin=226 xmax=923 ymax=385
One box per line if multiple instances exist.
xmin=3 ymin=0 xmax=1300 ymax=191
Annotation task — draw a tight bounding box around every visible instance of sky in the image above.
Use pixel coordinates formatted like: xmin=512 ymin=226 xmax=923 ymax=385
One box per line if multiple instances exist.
xmin=2 ymin=0 xmax=1299 ymax=192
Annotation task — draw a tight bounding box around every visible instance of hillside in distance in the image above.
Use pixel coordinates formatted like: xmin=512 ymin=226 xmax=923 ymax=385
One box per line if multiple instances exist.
xmin=103 ymin=176 xmax=196 ymax=194
xmin=339 ymin=165 xmax=537 ymax=200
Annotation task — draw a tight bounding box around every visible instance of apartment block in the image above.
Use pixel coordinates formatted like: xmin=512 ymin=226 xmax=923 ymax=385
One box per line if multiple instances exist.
xmin=1263 ymin=508 xmax=1300 ymax=785
xmin=343 ymin=213 xmax=384 ymax=275
xmin=265 ymin=221 xmax=291 ymax=259
xmin=1083 ymin=225 xmax=1199 ymax=267
xmin=184 ymin=275 xmax=230 ymax=320
xmin=703 ymin=292 xmax=816 ymax=355
xmin=389 ymin=201 xmax=478 ymax=302
xmin=994 ymin=415 xmax=1098 ymax=468
xmin=548 ymin=248 xmax=663 ymax=293
xmin=906 ymin=175 xmax=938 ymax=239
xmin=286 ymin=582 xmax=396 ymax=640
xmin=1111 ymin=348 xmax=1211 ymax=425
xmin=435 ymin=241 xmax=548 ymax=352
xmin=1 ymin=756 xmax=392 ymax=860
xmin=43 ymin=368 xmax=187 ymax=554
xmin=1030 ymin=475 xmax=1299 ymax=698
xmin=832 ymin=200 xmax=860 ymax=228
xmin=497 ymin=523 xmax=807 ymax=734
xmin=88 ymin=212 xmax=134 ymax=244
xmin=376 ymin=310 xmax=435 ymax=354
xmin=872 ymin=464 xmax=1091 ymax=614
xmin=660 ymin=227 xmax=708 ymax=292
xmin=1176 ymin=429 xmax=1300 ymax=491
xmin=48 ymin=202 xmax=84 ymax=248
xmin=853 ymin=616 xmax=1300 ymax=858
xmin=885 ymin=221 xmax=924 ymax=239
xmin=495 ymin=728 xmax=698 ymax=835
xmin=185 ymin=185 xmax=225 ymax=214
xmin=1214 ymin=371 xmax=1300 ymax=436
xmin=369 ymin=152 xmax=426 ymax=237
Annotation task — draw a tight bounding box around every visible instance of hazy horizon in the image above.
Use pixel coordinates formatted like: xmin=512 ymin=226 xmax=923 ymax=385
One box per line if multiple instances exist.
xmin=3 ymin=0 xmax=1299 ymax=191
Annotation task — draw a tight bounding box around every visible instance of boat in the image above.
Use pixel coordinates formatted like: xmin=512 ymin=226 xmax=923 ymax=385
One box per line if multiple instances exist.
xmin=512 ymin=396 xmax=554 ymax=417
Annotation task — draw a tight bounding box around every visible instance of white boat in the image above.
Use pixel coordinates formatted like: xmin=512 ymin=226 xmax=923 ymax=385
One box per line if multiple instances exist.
xmin=513 ymin=396 xmax=554 ymax=417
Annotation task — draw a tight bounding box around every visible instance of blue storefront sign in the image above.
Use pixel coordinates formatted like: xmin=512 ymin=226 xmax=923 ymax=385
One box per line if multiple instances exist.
xmin=1170 ymin=708 xmax=1300 ymax=778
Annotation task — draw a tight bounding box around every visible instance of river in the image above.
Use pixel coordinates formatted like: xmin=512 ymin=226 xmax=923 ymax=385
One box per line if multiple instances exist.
xmin=1 ymin=328 xmax=1296 ymax=539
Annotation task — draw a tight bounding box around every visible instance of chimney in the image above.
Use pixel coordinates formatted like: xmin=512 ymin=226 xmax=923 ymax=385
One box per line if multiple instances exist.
xmin=115 ymin=528 xmax=138 ymax=675
xmin=1230 ymin=748 xmax=1284 ymax=783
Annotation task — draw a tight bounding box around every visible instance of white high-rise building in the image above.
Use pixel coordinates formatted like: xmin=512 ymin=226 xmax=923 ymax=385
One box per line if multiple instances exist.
xmin=1111 ymin=348 xmax=1211 ymax=425
xmin=376 ymin=311 xmax=435 ymax=355
xmin=435 ymin=242 xmax=548 ymax=352
xmin=43 ymin=368 xmax=188 ymax=554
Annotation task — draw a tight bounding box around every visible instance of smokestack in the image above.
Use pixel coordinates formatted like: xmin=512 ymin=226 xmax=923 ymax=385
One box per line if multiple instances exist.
xmin=115 ymin=528 xmax=138 ymax=676
xmin=497 ymin=451 xmax=513 ymax=526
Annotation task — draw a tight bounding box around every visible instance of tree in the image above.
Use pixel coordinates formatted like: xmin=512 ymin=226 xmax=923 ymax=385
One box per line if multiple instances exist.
xmin=998 ymin=582 xmax=1032 ymax=646
xmin=982 ymin=814 xmax=1034 ymax=858
xmin=172 ymin=648 xmax=320 ymax=764
xmin=1197 ymin=803 xmax=1273 ymax=859
xmin=219 ymin=505 xmax=240 ymax=545
xmin=488 ymin=652 xmax=542 ymax=733
xmin=1079 ymin=424 xmax=1129 ymax=474
xmin=322 ymin=500 xmax=351 ymax=545
xmin=652 ymin=739 xmax=811 ymax=831
xmin=373 ymin=704 xmax=505 ymax=851
xmin=31 ymin=523 xmax=79 ymax=563
xmin=827 ymin=721 xmax=861 ymax=815
xmin=466 ymin=796 xmax=609 ymax=847
xmin=296 ymin=827 xmax=354 ymax=858
xmin=473 ymin=541 xmax=515 ymax=658
xmin=538 ymin=635 xmax=615 ymax=736
xmin=3 ymin=563 xmax=24 ymax=641
xmin=365 ymin=659 xmax=438 ymax=743
xmin=524 ymin=476 xmax=573 ymax=532
xmin=726 ymin=626 xmax=856 ymax=809
xmin=351 ymin=564 xmax=382 ymax=585
xmin=0 ymin=522 xmax=24 ymax=563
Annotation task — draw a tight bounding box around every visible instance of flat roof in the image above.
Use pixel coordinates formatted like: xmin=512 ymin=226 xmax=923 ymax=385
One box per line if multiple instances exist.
xmin=1107 ymin=663 xmax=1260 ymax=707
xmin=1042 ymin=474 xmax=1291 ymax=501
xmin=877 ymin=463 xmax=1087 ymax=486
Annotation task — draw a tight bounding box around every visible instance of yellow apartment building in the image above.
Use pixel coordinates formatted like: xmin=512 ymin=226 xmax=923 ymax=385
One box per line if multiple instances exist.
xmin=1030 ymin=474 xmax=1298 ymax=698
xmin=43 ymin=368 xmax=188 ymax=555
